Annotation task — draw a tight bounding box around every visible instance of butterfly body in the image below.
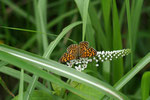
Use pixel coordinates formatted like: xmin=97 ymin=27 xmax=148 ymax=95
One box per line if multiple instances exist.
xmin=59 ymin=41 xmax=97 ymax=63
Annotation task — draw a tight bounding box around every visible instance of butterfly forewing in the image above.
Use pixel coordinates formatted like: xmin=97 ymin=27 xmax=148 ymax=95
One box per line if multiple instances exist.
xmin=59 ymin=41 xmax=97 ymax=63
xmin=80 ymin=48 xmax=97 ymax=58
xmin=67 ymin=44 xmax=79 ymax=56
xmin=79 ymin=41 xmax=89 ymax=55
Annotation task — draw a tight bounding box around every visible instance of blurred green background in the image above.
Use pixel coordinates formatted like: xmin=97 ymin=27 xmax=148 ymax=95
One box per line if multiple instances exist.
xmin=0 ymin=0 xmax=150 ymax=100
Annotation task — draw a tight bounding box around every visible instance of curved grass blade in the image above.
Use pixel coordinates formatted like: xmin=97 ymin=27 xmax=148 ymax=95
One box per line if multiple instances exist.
xmin=0 ymin=46 xmax=90 ymax=100
xmin=114 ymin=52 xmax=150 ymax=90
xmin=43 ymin=21 xmax=82 ymax=58
xmin=47 ymin=9 xmax=78 ymax=29
xmin=0 ymin=26 xmax=76 ymax=46
xmin=0 ymin=44 xmax=129 ymax=100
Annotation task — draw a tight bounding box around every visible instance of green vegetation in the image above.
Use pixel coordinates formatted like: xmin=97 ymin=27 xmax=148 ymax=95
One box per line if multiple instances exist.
xmin=0 ymin=0 xmax=150 ymax=100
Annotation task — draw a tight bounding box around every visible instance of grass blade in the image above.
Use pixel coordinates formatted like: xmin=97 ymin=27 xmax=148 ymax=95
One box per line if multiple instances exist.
xmin=37 ymin=0 xmax=48 ymax=51
xmin=43 ymin=21 xmax=82 ymax=58
xmin=74 ymin=0 xmax=95 ymax=47
xmin=0 ymin=66 xmax=51 ymax=93
xmin=125 ymin=0 xmax=133 ymax=70
xmin=88 ymin=3 xmax=108 ymax=50
xmin=18 ymin=69 xmax=24 ymax=100
xmin=103 ymin=61 xmax=110 ymax=83
xmin=82 ymin=0 xmax=89 ymax=41
xmin=47 ymin=9 xmax=78 ymax=29
xmin=24 ymin=1 xmax=49 ymax=99
xmin=101 ymin=0 xmax=112 ymax=49
xmin=0 ymin=44 xmax=129 ymax=100
xmin=141 ymin=72 xmax=150 ymax=100
xmin=114 ymin=52 xmax=150 ymax=90
xmin=112 ymin=0 xmax=123 ymax=84
xmin=131 ymin=0 xmax=144 ymax=51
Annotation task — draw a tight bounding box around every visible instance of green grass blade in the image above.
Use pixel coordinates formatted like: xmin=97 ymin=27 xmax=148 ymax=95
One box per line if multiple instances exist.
xmin=24 ymin=1 xmax=49 ymax=99
xmin=141 ymin=72 xmax=150 ymax=100
xmin=82 ymin=0 xmax=89 ymax=41
xmin=74 ymin=0 xmax=95 ymax=47
xmin=125 ymin=0 xmax=133 ymax=70
xmin=114 ymin=52 xmax=150 ymax=90
xmin=131 ymin=0 xmax=144 ymax=50
xmin=0 ymin=44 xmax=129 ymax=100
xmin=0 ymin=61 xmax=8 ymax=67
xmin=101 ymin=0 xmax=112 ymax=49
xmin=112 ymin=0 xmax=123 ymax=84
xmin=21 ymin=34 xmax=37 ymax=50
xmin=34 ymin=0 xmax=42 ymax=54
xmin=37 ymin=0 xmax=48 ymax=51
xmin=47 ymin=9 xmax=78 ymax=29
xmin=119 ymin=0 xmax=126 ymax=29
xmin=24 ymin=75 xmax=38 ymax=100
xmin=43 ymin=21 xmax=82 ymax=58
xmin=0 ymin=26 xmax=76 ymax=50
xmin=88 ymin=3 xmax=108 ymax=50
xmin=0 ymin=0 xmax=34 ymax=23
xmin=0 ymin=66 xmax=51 ymax=93
xmin=18 ymin=69 xmax=24 ymax=100
xmin=103 ymin=61 xmax=110 ymax=83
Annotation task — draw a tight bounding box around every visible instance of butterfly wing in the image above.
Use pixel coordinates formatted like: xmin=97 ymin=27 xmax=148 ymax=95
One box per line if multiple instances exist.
xmin=79 ymin=41 xmax=89 ymax=55
xmin=60 ymin=44 xmax=78 ymax=63
xmin=80 ymin=47 xmax=97 ymax=58
xmin=59 ymin=53 xmax=76 ymax=63
xmin=67 ymin=44 xmax=79 ymax=55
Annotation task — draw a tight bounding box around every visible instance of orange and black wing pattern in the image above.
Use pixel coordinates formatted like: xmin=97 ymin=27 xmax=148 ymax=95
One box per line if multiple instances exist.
xmin=80 ymin=47 xmax=97 ymax=58
xmin=67 ymin=44 xmax=79 ymax=55
xmin=59 ymin=53 xmax=76 ymax=63
xmin=79 ymin=41 xmax=89 ymax=55
xmin=59 ymin=41 xmax=97 ymax=63
xmin=60 ymin=44 xmax=78 ymax=63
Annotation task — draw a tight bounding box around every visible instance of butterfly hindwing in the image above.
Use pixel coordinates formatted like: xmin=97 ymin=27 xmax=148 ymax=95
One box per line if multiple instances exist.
xmin=59 ymin=53 xmax=76 ymax=63
xmin=60 ymin=41 xmax=97 ymax=63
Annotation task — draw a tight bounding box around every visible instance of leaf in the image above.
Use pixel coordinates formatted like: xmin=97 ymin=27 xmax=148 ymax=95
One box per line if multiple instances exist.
xmin=74 ymin=0 xmax=95 ymax=47
xmin=0 ymin=66 xmax=51 ymax=93
xmin=13 ymin=90 xmax=58 ymax=100
xmin=70 ymin=81 xmax=104 ymax=100
xmin=114 ymin=52 xmax=150 ymax=91
xmin=0 ymin=44 xmax=129 ymax=100
xmin=18 ymin=69 xmax=24 ymax=100
xmin=141 ymin=72 xmax=150 ymax=100
xmin=43 ymin=21 xmax=82 ymax=58
xmin=112 ymin=0 xmax=123 ymax=84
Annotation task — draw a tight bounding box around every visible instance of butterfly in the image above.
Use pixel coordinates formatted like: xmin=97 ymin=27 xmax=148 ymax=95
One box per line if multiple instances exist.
xmin=59 ymin=41 xmax=97 ymax=63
